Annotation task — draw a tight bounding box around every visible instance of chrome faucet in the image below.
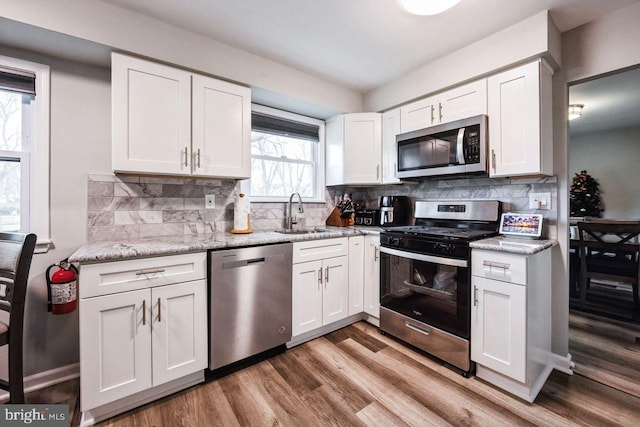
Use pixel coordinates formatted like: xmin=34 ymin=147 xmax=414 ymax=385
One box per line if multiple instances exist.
xmin=286 ymin=192 xmax=304 ymax=229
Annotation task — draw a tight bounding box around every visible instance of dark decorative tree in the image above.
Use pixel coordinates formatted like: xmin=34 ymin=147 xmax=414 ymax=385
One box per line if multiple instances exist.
xmin=570 ymin=170 xmax=603 ymax=217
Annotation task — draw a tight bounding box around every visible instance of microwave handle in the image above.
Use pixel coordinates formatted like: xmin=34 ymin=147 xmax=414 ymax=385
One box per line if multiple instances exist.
xmin=456 ymin=128 xmax=466 ymax=165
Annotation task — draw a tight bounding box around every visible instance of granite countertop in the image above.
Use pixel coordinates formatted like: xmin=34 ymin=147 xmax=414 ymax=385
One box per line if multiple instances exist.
xmin=69 ymin=226 xmax=382 ymax=264
xmin=470 ymin=235 xmax=557 ymax=255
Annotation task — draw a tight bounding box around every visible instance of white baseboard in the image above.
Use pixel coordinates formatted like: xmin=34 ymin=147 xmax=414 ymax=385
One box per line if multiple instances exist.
xmin=550 ymin=352 xmax=574 ymax=375
xmin=0 ymin=362 xmax=80 ymax=402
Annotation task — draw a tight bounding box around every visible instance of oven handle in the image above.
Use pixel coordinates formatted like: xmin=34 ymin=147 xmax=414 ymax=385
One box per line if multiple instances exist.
xmin=379 ymin=246 xmax=468 ymax=268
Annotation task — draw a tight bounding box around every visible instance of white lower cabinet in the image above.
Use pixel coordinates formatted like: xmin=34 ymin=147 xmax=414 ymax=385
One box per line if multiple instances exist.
xmin=292 ymin=238 xmax=349 ymax=337
xmin=348 ymin=236 xmax=365 ymax=316
xmin=470 ymin=248 xmax=552 ymax=402
xmin=79 ymin=253 xmax=207 ymax=424
xmin=363 ymin=234 xmax=380 ymax=318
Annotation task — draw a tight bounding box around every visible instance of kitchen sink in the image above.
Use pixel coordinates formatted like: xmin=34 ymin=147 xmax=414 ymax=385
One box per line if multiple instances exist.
xmin=275 ymin=227 xmax=330 ymax=235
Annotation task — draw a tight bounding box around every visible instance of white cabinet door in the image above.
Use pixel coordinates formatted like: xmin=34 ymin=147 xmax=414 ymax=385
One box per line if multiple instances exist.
xmin=363 ymin=235 xmax=380 ymax=318
xmin=322 ymin=256 xmax=349 ymax=324
xmin=343 ymin=113 xmax=382 ymax=184
xmin=79 ymin=289 xmax=152 ymax=411
xmin=292 ymin=260 xmax=324 ymax=336
xmin=382 ymin=108 xmax=401 ymax=184
xmin=151 ymin=280 xmax=208 ymax=386
xmin=471 ymin=276 xmax=526 ymax=382
xmin=400 ymin=96 xmax=437 ymax=133
xmin=192 ymin=75 xmax=251 ymax=179
xmin=348 ymin=236 xmax=364 ymax=316
xmin=112 ymin=53 xmax=191 ymax=175
xmin=488 ymin=60 xmax=552 ymax=177
xmin=439 ymin=80 xmax=487 ymax=123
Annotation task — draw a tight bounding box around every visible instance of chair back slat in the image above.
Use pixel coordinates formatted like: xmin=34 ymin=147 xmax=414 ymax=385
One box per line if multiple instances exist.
xmin=0 ymin=232 xmax=37 ymax=316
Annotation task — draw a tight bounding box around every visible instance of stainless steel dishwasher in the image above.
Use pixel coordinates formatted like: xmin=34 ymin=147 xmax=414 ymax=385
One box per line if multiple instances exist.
xmin=209 ymin=243 xmax=293 ymax=370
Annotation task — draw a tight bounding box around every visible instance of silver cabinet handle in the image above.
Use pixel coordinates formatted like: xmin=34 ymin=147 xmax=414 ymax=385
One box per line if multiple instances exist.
xmin=184 ymin=147 xmax=189 ymax=167
xmin=438 ymin=103 xmax=443 ymax=122
xmin=376 ymin=165 xmax=380 ymax=180
xmin=483 ymin=260 xmax=510 ymax=272
xmin=135 ymin=268 xmax=165 ymax=275
xmin=196 ymin=148 xmax=201 ymax=168
xmin=142 ymin=300 xmax=146 ymax=326
xmin=430 ymin=105 xmax=435 ymax=123
xmin=473 ymin=285 xmax=478 ymax=307
xmin=318 ymin=268 xmax=323 ymax=289
xmin=491 ymin=149 xmax=496 ymax=171
xmin=325 ymin=266 xmax=329 ymax=285
xmin=374 ymin=247 xmax=379 ymax=261
xmin=157 ymin=297 xmax=161 ymax=322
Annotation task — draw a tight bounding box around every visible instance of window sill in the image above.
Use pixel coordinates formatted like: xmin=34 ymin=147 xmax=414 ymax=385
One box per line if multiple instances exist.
xmin=34 ymin=239 xmax=52 ymax=254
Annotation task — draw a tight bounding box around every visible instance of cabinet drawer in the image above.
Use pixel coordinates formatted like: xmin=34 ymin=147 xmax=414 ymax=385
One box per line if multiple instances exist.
xmin=80 ymin=253 xmax=206 ymax=298
xmin=472 ymin=250 xmax=527 ymax=285
xmin=293 ymin=238 xmax=348 ymax=264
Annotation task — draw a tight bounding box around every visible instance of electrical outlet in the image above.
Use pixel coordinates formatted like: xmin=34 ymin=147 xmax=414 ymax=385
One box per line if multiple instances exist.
xmin=528 ymin=193 xmax=551 ymax=210
xmin=205 ymin=194 xmax=215 ymax=209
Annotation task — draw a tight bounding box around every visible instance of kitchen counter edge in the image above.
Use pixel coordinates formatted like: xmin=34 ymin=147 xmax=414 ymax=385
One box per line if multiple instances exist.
xmin=69 ymin=226 xmax=382 ymax=264
xmin=470 ymin=236 xmax=557 ymax=255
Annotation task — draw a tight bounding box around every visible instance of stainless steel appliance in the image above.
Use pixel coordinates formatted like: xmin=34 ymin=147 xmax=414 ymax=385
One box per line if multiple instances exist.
xmin=379 ymin=200 xmax=501 ymax=375
xmin=209 ymin=243 xmax=293 ymax=370
xmin=354 ymin=209 xmax=380 ymax=226
xmin=396 ymin=115 xmax=487 ymax=179
xmin=379 ymin=196 xmax=412 ymax=227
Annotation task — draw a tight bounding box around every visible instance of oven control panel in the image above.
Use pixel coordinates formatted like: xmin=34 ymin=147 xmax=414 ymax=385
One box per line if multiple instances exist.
xmin=381 ymin=233 xmax=469 ymax=259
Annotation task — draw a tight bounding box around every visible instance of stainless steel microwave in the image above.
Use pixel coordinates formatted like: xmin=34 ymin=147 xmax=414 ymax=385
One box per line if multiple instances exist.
xmin=396 ymin=115 xmax=487 ymax=179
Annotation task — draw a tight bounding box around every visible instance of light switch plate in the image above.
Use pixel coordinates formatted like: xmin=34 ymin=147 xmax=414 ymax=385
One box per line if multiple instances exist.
xmin=205 ymin=194 xmax=215 ymax=209
xmin=528 ymin=192 xmax=551 ymax=210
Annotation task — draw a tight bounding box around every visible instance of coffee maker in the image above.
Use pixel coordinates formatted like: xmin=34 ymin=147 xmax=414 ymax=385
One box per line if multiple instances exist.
xmin=379 ymin=196 xmax=411 ymax=227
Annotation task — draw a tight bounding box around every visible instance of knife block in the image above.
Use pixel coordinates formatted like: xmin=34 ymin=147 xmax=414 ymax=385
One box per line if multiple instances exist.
xmin=325 ymin=208 xmax=354 ymax=227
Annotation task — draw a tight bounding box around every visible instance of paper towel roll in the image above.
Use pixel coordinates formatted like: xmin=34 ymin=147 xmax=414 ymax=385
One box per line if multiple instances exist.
xmin=231 ymin=193 xmax=252 ymax=233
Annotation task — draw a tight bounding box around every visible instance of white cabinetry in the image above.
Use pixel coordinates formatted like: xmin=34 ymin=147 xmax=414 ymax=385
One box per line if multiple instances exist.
xmin=400 ymin=79 xmax=487 ymax=133
xmin=381 ymin=108 xmax=401 ymax=184
xmin=471 ymin=248 xmax=552 ymax=402
xmin=326 ymin=113 xmax=382 ymax=185
xmin=363 ymin=234 xmax=381 ymax=319
xmin=348 ymin=236 xmax=364 ymax=316
xmin=79 ymin=253 xmax=207 ymax=424
xmin=292 ymin=238 xmax=349 ymax=336
xmin=112 ymin=53 xmax=250 ymax=179
xmin=487 ymin=59 xmax=553 ymax=177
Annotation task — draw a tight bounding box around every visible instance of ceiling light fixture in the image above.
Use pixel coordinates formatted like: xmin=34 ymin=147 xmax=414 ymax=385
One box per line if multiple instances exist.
xmin=397 ymin=0 xmax=462 ymax=16
xmin=568 ymin=104 xmax=584 ymax=120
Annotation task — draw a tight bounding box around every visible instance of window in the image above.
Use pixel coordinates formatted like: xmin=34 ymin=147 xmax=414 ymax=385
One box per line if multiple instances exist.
xmin=244 ymin=104 xmax=325 ymax=202
xmin=0 ymin=56 xmax=50 ymax=252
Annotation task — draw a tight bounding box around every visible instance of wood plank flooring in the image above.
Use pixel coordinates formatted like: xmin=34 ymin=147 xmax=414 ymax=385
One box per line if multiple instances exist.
xmin=25 ymin=318 xmax=640 ymax=426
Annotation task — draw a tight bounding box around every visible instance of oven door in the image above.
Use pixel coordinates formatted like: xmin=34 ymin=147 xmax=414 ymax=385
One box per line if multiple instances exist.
xmin=380 ymin=246 xmax=470 ymax=339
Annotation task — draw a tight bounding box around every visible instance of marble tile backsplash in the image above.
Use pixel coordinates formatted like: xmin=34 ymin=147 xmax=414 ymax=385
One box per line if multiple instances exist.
xmin=87 ymin=173 xmax=558 ymax=241
xmin=86 ymin=174 xmax=332 ymax=242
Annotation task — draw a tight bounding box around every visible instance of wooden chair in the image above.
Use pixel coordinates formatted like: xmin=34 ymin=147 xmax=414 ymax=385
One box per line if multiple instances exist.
xmin=577 ymin=222 xmax=640 ymax=316
xmin=0 ymin=232 xmax=36 ymax=403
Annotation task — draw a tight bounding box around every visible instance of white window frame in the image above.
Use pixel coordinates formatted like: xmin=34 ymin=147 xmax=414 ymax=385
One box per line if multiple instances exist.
xmin=242 ymin=104 xmax=325 ymax=203
xmin=0 ymin=55 xmax=51 ymax=253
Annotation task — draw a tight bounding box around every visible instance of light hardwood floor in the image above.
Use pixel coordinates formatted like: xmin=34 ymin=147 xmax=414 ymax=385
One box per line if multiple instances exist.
xmin=26 ymin=318 xmax=640 ymax=426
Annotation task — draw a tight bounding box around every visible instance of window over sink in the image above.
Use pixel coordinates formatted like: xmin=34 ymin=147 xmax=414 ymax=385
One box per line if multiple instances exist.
xmin=242 ymin=105 xmax=325 ymax=203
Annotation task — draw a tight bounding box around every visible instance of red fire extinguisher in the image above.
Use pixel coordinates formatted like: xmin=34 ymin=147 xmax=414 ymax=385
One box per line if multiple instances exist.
xmin=46 ymin=258 xmax=78 ymax=314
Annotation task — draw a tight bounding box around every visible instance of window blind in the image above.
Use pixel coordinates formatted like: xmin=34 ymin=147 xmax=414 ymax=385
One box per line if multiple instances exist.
xmin=0 ymin=66 xmax=36 ymax=95
xmin=252 ymin=112 xmax=319 ymax=141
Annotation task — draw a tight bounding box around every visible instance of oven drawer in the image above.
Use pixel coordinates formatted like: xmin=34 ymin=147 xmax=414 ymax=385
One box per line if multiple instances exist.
xmin=380 ymin=307 xmax=471 ymax=372
xmin=471 ymin=250 xmax=527 ymax=285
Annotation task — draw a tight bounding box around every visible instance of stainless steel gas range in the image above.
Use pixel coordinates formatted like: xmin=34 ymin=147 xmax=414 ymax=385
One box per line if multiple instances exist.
xmin=379 ymin=199 xmax=502 ymax=376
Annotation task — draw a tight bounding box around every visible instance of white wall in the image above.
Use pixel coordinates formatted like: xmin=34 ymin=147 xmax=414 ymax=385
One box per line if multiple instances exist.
xmin=569 ymin=127 xmax=640 ymax=218
xmin=0 ymin=0 xmax=361 ymax=118
xmin=363 ymin=10 xmax=561 ymax=112
xmin=0 ymin=45 xmax=111 ymax=380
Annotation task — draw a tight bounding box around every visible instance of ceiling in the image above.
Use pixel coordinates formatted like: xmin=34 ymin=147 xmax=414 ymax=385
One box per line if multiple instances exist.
xmin=569 ymin=66 xmax=640 ymax=136
xmin=99 ymin=0 xmax=640 ymax=93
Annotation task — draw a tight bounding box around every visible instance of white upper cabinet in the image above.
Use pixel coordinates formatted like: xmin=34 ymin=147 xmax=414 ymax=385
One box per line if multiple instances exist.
xmin=487 ymin=59 xmax=553 ymax=177
xmin=400 ymin=79 xmax=487 ymax=134
xmin=381 ymin=108 xmax=401 ymax=184
xmin=112 ymin=53 xmax=250 ymax=179
xmin=192 ymin=75 xmax=251 ymax=178
xmin=326 ymin=113 xmax=382 ymax=185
